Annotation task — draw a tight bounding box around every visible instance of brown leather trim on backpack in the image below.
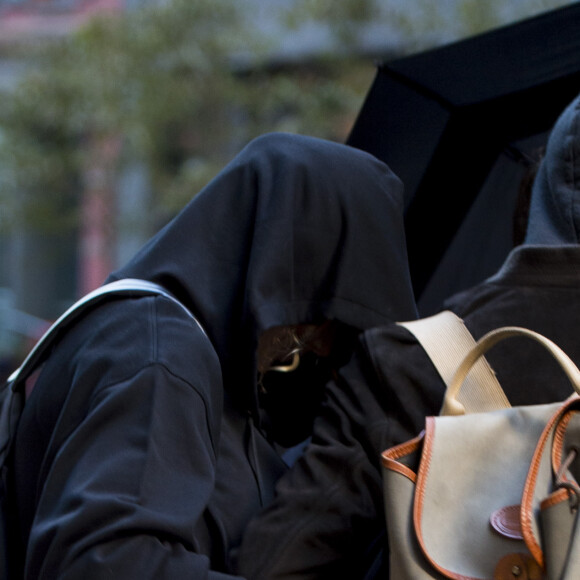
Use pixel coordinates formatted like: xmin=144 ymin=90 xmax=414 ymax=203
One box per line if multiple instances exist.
xmin=520 ymin=399 xmax=578 ymax=569
xmin=381 ymin=433 xmax=424 ymax=483
xmin=540 ymin=487 xmax=570 ymax=511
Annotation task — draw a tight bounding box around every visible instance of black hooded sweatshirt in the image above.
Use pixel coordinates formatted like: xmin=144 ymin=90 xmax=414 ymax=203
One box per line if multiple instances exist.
xmin=10 ymin=132 xmax=417 ymax=579
xmin=236 ymin=95 xmax=580 ymax=578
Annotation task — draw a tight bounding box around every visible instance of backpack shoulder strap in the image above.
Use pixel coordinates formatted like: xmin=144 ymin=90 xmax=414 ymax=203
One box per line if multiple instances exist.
xmin=398 ymin=310 xmax=510 ymax=414
xmin=1 ymin=278 xmax=203 ymax=465
xmin=8 ymin=278 xmax=204 ymax=388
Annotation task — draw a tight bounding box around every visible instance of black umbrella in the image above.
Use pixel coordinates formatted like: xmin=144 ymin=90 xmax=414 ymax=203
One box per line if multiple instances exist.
xmin=347 ymin=3 xmax=580 ymax=315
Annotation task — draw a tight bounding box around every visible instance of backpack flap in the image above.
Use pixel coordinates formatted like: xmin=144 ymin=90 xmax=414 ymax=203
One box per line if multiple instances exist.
xmin=422 ymin=403 xmax=559 ymax=578
xmin=382 ymin=402 xmax=560 ymax=579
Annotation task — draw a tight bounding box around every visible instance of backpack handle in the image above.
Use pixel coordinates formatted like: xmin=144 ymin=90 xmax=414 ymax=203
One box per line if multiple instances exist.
xmin=443 ymin=326 xmax=580 ymax=415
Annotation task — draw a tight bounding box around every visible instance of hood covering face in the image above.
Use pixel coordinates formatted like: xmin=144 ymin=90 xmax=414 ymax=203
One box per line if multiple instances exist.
xmin=525 ymin=92 xmax=580 ymax=245
xmin=109 ymin=133 xmax=417 ymax=410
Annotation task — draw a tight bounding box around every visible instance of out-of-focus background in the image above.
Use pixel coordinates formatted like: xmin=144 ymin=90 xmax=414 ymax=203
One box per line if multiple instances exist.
xmin=0 ymin=0 xmax=575 ymax=375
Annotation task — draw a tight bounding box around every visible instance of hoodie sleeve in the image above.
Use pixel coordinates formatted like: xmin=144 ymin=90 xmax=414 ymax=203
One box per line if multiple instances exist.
xmin=26 ymin=368 xmax=242 ymax=579
xmin=16 ymin=297 xmax=243 ymax=580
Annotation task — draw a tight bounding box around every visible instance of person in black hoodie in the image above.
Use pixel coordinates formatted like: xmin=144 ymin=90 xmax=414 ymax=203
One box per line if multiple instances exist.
xmin=236 ymin=93 xmax=580 ymax=579
xmin=8 ymin=132 xmax=417 ymax=579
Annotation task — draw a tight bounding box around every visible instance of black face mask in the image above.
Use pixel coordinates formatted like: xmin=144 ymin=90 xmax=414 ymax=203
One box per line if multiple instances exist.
xmin=257 ymin=351 xmax=335 ymax=448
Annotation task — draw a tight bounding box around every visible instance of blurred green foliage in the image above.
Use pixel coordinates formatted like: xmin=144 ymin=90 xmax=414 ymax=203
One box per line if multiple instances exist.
xmin=0 ymin=0 xmax=574 ymax=234
xmin=0 ymin=0 xmax=374 ymax=233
